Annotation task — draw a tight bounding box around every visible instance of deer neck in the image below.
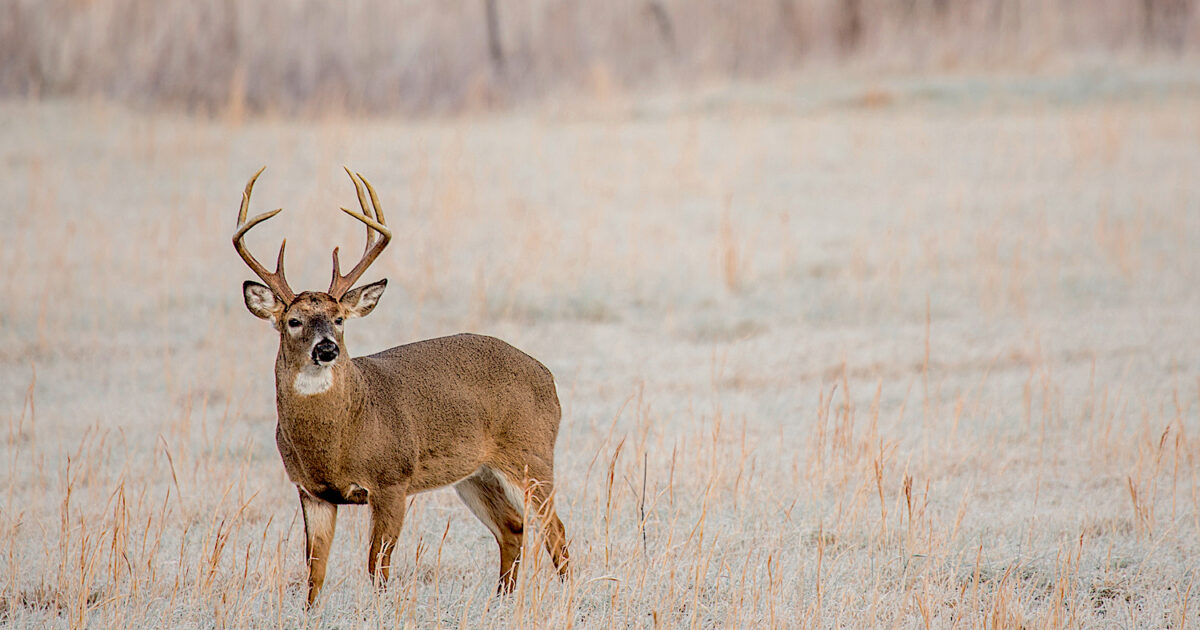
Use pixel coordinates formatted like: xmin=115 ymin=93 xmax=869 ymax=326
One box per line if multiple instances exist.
xmin=274 ymin=353 xmax=367 ymax=427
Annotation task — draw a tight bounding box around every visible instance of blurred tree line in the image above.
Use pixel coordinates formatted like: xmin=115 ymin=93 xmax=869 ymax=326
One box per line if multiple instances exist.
xmin=1 ymin=0 xmax=1194 ymax=115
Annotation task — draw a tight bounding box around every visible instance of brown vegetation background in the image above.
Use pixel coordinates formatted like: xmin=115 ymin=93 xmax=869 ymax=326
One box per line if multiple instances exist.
xmin=3 ymin=0 xmax=1198 ymax=114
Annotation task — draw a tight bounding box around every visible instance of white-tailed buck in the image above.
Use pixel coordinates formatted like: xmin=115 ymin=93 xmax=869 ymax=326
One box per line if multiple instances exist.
xmin=233 ymin=167 xmax=569 ymax=606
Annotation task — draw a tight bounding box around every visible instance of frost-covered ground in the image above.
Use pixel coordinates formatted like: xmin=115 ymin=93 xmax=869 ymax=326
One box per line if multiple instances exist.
xmin=2 ymin=68 xmax=1199 ymax=628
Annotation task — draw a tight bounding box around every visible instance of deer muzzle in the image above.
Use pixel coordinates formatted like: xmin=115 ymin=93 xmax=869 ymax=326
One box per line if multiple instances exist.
xmin=312 ymin=339 xmax=339 ymax=364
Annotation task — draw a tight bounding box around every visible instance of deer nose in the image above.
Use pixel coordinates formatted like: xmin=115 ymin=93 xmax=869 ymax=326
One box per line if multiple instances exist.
xmin=312 ymin=339 xmax=339 ymax=364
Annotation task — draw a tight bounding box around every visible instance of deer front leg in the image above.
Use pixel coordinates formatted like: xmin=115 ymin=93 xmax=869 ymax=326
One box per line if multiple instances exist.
xmin=299 ymin=489 xmax=338 ymax=607
xmin=367 ymin=484 xmax=408 ymax=586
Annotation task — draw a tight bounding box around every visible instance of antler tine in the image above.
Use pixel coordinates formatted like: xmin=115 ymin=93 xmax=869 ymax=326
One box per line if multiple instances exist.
xmin=238 ymin=166 xmax=265 ymax=225
xmin=359 ymin=171 xmax=387 ymax=227
xmin=328 ymin=170 xmax=393 ymax=299
xmin=343 ymin=166 xmax=377 ymax=255
xmin=232 ymin=168 xmax=296 ymax=303
xmin=343 ymin=168 xmax=374 ymax=256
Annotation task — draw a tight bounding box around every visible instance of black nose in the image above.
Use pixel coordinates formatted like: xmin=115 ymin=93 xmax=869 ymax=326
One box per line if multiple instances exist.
xmin=313 ymin=340 xmax=339 ymax=364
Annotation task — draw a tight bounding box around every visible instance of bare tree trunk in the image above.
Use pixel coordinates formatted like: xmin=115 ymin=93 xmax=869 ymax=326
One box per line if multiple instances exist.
xmin=838 ymin=0 xmax=863 ymax=53
xmin=484 ymin=0 xmax=505 ymax=75
xmin=646 ymin=1 xmax=676 ymax=54
xmin=777 ymin=0 xmax=808 ymax=55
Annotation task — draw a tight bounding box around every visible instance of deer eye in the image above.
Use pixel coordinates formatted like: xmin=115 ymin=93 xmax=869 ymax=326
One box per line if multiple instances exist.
xmin=287 ymin=318 xmax=302 ymax=328
xmin=334 ymin=317 xmax=344 ymax=326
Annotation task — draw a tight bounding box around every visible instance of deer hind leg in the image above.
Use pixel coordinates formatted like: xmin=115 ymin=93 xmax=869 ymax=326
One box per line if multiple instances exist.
xmin=366 ymin=484 xmax=408 ymax=587
xmin=299 ymin=489 xmax=338 ymax=607
xmin=454 ymin=466 xmax=525 ymax=593
xmin=521 ymin=468 xmax=570 ymax=579
xmin=531 ymin=486 xmax=570 ymax=578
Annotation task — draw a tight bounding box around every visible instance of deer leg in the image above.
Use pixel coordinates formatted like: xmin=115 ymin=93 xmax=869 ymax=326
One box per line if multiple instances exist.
xmin=366 ymin=484 xmax=408 ymax=587
xmin=299 ymin=489 xmax=338 ymax=607
xmin=454 ymin=468 xmax=525 ymax=594
xmin=532 ymin=488 xmax=570 ymax=579
xmin=520 ymin=466 xmax=570 ymax=579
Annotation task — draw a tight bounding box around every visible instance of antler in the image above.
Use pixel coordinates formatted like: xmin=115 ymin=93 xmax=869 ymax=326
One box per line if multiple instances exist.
xmin=232 ymin=167 xmax=296 ymax=303
xmin=328 ymin=167 xmax=392 ymax=299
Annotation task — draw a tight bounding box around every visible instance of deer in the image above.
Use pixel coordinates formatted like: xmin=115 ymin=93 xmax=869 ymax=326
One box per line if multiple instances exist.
xmin=232 ymin=167 xmax=570 ymax=606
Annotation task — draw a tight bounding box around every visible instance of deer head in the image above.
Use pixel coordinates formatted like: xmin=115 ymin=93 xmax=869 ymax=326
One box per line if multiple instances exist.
xmin=234 ymin=167 xmax=392 ymax=378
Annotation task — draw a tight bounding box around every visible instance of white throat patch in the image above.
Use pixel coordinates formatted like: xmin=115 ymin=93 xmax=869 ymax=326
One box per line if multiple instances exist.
xmin=293 ymin=366 xmax=334 ymax=396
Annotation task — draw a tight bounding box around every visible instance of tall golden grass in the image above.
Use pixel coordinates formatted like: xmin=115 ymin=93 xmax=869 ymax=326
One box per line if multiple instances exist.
xmin=2 ymin=71 xmax=1199 ymax=626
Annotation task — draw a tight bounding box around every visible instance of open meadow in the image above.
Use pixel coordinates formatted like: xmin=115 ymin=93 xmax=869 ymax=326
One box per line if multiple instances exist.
xmin=2 ymin=68 xmax=1200 ymax=628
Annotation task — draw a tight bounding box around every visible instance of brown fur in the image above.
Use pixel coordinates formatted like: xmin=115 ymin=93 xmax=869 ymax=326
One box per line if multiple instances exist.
xmin=247 ymin=288 xmax=570 ymax=605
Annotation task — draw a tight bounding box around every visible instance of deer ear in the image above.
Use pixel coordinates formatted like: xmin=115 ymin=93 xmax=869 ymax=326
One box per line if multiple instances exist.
xmin=340 ymin=279 xmax=387 ymax=318
xmin=243 ymin=281 xmax=285 ymax=323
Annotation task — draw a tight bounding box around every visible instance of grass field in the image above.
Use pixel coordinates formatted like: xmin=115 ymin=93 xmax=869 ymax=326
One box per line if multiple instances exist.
xmin=2 ymin=67 xmax=1199 ymax=628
